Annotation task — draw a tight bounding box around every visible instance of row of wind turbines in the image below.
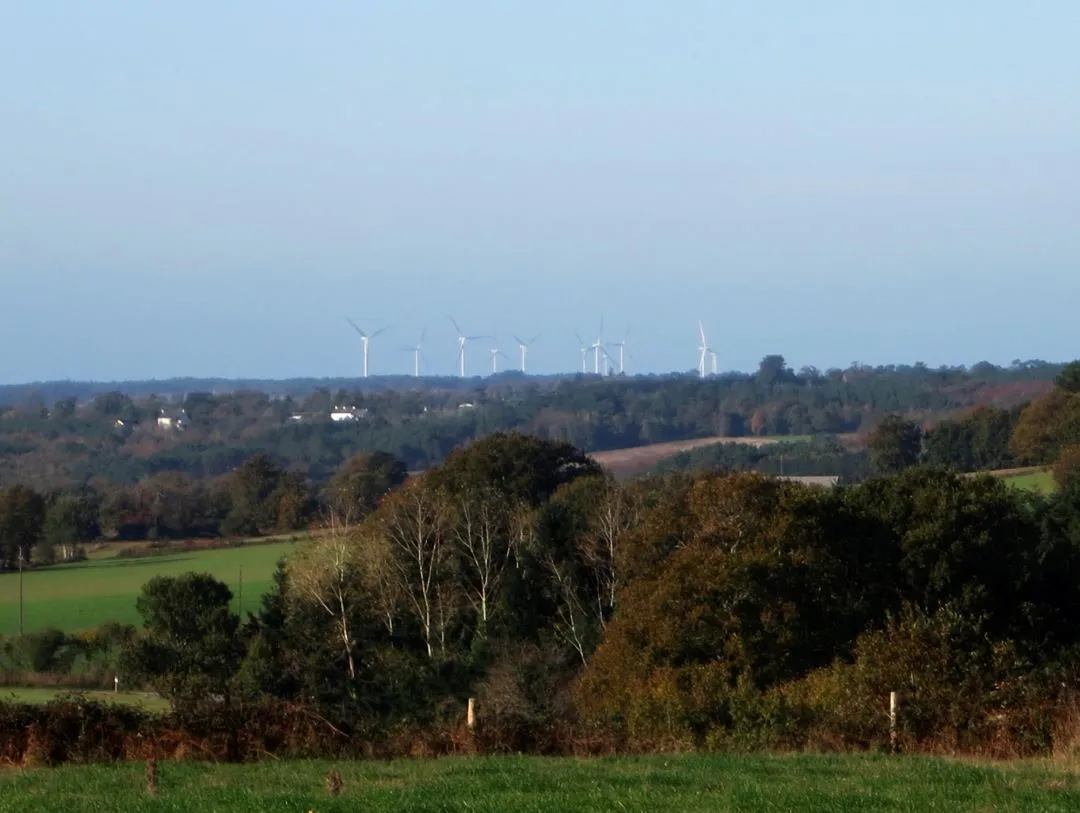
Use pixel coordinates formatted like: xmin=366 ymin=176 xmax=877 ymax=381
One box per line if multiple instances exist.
xmin=346 ymin=317 xmax=718 ymax=379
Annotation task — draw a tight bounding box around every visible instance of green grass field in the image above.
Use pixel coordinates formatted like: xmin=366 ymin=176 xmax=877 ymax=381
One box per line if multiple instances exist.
xmin=0 ymin=541 xmax=298 ymax=636
xmin=0 ymin=686 xmax=169 ymax=713
xmin=1002 ymin=469 xmax=1058 ymax=495
xmin=1 ymin=754 xmax=1079 ymax=812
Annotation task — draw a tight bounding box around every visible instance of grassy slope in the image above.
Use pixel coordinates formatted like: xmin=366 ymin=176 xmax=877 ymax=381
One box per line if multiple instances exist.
xmin=0 ymin=541 xmax=297 ymax=636
xmin=2 ymin=755 xmax=1080 ymax=812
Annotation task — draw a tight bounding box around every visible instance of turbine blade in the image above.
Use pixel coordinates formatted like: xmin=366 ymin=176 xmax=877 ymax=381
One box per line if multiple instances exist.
xmin=530 ymin=333 xmax=542 ymax=345
xmin=449 ymin=316 xmax=463 ymax=336
xmin=512 ymin=335 xmax=526 ymax=346
xmin=371 ymin=325 xmax=390 ymax=338
xmin=345 ymin=317 xmax=366 ymax=337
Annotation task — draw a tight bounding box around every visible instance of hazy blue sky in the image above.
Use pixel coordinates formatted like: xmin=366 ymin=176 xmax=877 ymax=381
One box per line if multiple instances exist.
xmin=2 ymin=2 xmax=1078 ymax=383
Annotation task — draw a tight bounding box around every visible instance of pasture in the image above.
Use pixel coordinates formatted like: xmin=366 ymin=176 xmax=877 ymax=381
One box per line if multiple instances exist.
xmin=983 ymin=467 xmax=1058 ymax=495
xmin=2 ymin=754 xmax=1079 ymax=812
xmin=0 ymin=541 xmax=297 ymax=636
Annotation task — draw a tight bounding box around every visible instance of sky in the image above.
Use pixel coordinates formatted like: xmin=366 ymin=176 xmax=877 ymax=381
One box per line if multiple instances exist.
xmin=1 ymin=2 xmax=1078 ymax=383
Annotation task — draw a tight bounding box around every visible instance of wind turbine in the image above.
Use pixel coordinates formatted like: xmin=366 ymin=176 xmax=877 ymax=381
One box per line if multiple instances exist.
xmin=512 ymin=333 xmax=541 ymax=374
xmin=488 ymin=345 xmax=512 ymax=374
xmin=574 ymin=332 xmax=590 ymax=374
xmin=346 ymin=318 xmax=389 ymax=378
xmin=591 ymin=318 xmax=605 ymax=374
xmin=697 ymin=320 xmax=714 ymax=379
xmin=708 ymin=349 xmax=718 ymax=376
xmin=402 ymin=328 xmax=427 ymax=378
xmin=609 ymin=327 xmax=630 ymax=375
xmin=450 ymin=317 xmax=488 ymax=378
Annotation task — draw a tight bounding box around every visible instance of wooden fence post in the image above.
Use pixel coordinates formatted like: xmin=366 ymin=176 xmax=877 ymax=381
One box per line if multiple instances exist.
xmin=889 ymin=691 xmax=899 ymax=753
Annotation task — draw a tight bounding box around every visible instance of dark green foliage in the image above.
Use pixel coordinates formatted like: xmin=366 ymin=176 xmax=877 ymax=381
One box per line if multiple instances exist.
xmin=120 ymin=574 xmax=243 ymax=704
xmin=430 ymin=432 xmax=602 ymax=506
xmin=867 ymin=414 xmax=923 ymax=474
xmin=1055 ymin=360 xmax=1080 ymax=393
xmin=323 ymin=450 xmax=408 ymax=520
xmin=658 ymin=436 xmax=871 ymax=482
xmin=0 ymin=484 xmax=46 ymax=568
xmin=923 ymin=406 xmax=1020 ymax=472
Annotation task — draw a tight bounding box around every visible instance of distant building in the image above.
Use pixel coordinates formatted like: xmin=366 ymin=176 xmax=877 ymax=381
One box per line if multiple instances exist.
xmin=329 ymin=405 xmax=368 ymax=422
xmin=157 ymin=408 xmax=188 ymax=430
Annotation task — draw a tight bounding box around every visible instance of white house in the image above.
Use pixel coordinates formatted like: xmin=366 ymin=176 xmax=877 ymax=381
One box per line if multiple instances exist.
xmin=157 ymin=408 xmax=188 ymax=430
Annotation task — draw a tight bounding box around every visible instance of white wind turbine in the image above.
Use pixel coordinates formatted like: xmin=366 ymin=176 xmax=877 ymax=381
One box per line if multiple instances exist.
xmin=574 ymin=332 xmax=590 ymax=374
xmin=709 ymin=349 xmax=718 ymax=376
xmin=697 ymin=320 xmax=715 ymax=379
xmin=591 ymin=318 xmax=606 ymax=374
xmin=450 ymin=317 xmax=488 ymax=378
xmin=609 ymin=327 xmax=630 ymax=375
xmin=402 ymin=328 xmax=427 ymax=378
xmin=512 ymin=333 xmax=541 ymax=374
xmin=488 ymin=344 xmax=512 ymax=374
xmin=346 ymin=318 xmax=389 ymax=378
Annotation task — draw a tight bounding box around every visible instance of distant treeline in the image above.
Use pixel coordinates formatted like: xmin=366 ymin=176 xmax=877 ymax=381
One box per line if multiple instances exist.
xmin=0 ymin=358 xmax=1061 ymax=491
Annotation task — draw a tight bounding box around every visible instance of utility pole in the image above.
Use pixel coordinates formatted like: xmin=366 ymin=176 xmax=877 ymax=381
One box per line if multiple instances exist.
xmin=18 ymin=548 xmax=24 ymax=637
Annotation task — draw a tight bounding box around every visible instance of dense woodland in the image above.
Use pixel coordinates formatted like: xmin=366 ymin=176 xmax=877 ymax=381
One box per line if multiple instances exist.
xmin=3 ymin=361 xmax=1080 ymax=762
xmin=0 ymin=358 xmax=1060 ymax=493
xmin=1 ymin=360 xmax=1079 ymax=568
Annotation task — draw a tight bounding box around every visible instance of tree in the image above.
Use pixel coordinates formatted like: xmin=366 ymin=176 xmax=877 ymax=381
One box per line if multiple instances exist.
xmin=119 ymin=573 xmax=243 ymax=704
xmin=450 ymin=485 xmax=519 ymax=631
xmin=1055 ymin=361 xmax=1080 ymax=393
xmin=288 ymin=514 xmax=367 ymax=682
xmin=431 ymin=432 xmax=601 ymax=507
xmin=324 ymin=451 xmax=408 ymax=523
xmin=868 ymin=414 xmax=923 ymax=474
xmin=0 ymin=486 xmax=46 ymax=569
xmin=1011 ymin=390 xmax=1080 ymax=465
xmin=42 ymin=492 xmax=100 ymax=562
xmin=223 ymin=454 xmax=285 ymax=536
xmin=377 ymin=481 xmax=451 ymax=658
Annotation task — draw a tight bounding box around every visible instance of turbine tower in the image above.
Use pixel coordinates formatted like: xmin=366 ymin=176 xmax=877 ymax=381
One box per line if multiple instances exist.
xmin=609 ymin=327 xmax=630 ymax=375
xmin=591 ymin=318 xmax=605 ymax=374
xmin=574 ymin=332 xmax=590 ymax=374
xmin=346 ymin=318 xmax=389 ymax=378
xmin=451 ymin=317 xmax=487 ymax=378
xmin=512 ymin=333 xmax=541 ymax=374
xmin=697 ymin=320 xmax=714 ymax=379
xmin=488 ymin=345 xmax=511 ymax=374
xmin=402 ymin=328 xmax=426 ymax=378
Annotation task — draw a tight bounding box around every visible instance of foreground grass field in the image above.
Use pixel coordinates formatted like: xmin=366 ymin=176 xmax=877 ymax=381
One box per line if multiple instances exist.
xmin=1 ymin=754 xmax=1079 ymax=812
xmin=0 ymin=540 xmax=297 ymax=636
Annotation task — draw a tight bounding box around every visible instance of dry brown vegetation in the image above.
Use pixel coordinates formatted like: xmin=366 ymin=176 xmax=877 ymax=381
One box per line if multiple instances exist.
xmin=590 ymin=435 xmax=859 ymax=479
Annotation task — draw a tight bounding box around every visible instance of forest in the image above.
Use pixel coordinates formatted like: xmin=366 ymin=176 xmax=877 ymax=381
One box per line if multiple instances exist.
xmin=3 ymin=362 xmax=1080 ymax=763
xmin=2 ymin=360 xmax=1079 ymax=566
xmin=0 ymin=358 xmax=1060 ymax=493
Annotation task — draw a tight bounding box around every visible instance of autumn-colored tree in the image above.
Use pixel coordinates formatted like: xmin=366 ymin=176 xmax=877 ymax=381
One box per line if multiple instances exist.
xmin=1053 ymin=444 xmax=1080 ymax=490
xmin=1010 ymin=389 xmax=1080 ymax=465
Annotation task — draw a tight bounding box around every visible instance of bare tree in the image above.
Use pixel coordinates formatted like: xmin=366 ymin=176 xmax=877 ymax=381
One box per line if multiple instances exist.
xmin=451 ymin=487 xmax=520 ymax=629
xmin=288 ymin=512 xmax=363 ymax=681
xmin=379 ymin=482 xmax=450 ymax=658
xmin=545 ymin=554 xmax=590 ymax=666
xmin=578 ymin=481 xmax=639 ymax=628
